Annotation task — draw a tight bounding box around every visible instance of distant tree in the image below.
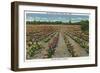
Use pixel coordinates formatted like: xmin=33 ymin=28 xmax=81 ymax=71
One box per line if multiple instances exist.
xmin=79 ymin=20 xmax=89 ymax=31
xmin=69 ymin=20 xmax=71 ymax=24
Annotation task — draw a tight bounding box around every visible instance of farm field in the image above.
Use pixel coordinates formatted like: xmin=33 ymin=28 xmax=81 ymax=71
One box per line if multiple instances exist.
xmin=26 ymin=25 xmax=89 ymax=60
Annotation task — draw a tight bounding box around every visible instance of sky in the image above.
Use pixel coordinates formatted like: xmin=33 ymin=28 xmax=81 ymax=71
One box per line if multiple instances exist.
xmin=26 ymin=12 xmax=89 ymax=23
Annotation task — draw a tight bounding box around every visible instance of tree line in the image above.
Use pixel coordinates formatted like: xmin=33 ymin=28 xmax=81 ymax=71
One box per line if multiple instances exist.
xmin=26 ymin=20 xmax=89 ymax=31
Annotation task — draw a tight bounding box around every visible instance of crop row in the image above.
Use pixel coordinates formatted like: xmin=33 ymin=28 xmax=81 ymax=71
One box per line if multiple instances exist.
xmin=26 ymin=31 xmax=58 ymax=59
xmin=64 ymin=34 xmax=79 ymax=57
xmin=67 ymin=31 xmax=89 ymax=41
xmin=66 ymin=32 xmax=89 ymax=54
xmin=46 ymin=33 xmax=59 ymax=58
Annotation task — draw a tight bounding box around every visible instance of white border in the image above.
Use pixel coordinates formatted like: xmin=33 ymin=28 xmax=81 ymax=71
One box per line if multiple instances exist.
xmin=19 ymin=5 xmax=96 ymax=68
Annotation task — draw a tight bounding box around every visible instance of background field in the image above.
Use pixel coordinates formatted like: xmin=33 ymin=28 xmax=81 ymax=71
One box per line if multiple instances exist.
xmin=26 ymin=24 xmax=89 ymax=59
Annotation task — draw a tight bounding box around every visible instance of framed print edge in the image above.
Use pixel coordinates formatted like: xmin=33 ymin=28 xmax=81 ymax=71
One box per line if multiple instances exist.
xmin=95 ymin=7 xmax=98 ymax=66
xmin=11 ymin=1 xmax=98 ymax=71
xmin=13 ymin=64 xmax=97 ymax=72
xmin=11 ymin=2 xmax=19 ymax=71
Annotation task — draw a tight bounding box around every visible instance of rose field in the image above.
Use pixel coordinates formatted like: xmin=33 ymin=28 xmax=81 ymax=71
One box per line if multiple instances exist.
xmin=26 ymin=25 xmax=89 ymax=59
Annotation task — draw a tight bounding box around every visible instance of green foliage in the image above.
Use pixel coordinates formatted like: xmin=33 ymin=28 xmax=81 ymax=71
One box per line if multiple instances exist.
xmin=28 ymin=42 xmax=42 ymax=57
xmin=69 ymin=20 xmax=71 ymax=24
xmin=47 ymin=49 xmax=53 ymax=58
xmin=26 ymin=21 xmax=68 ymax=25
xmin=26 ymin=20 xmax=89 ymax=29
xmin=79 ymin=20 xmax=89 ymax=31
xmin=44 ymin=37 xmax=50 ymax=43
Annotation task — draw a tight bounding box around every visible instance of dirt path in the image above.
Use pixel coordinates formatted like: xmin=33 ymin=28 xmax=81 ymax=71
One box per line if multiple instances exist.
xmin=52 ymin=32 xmax=71 ymax=58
